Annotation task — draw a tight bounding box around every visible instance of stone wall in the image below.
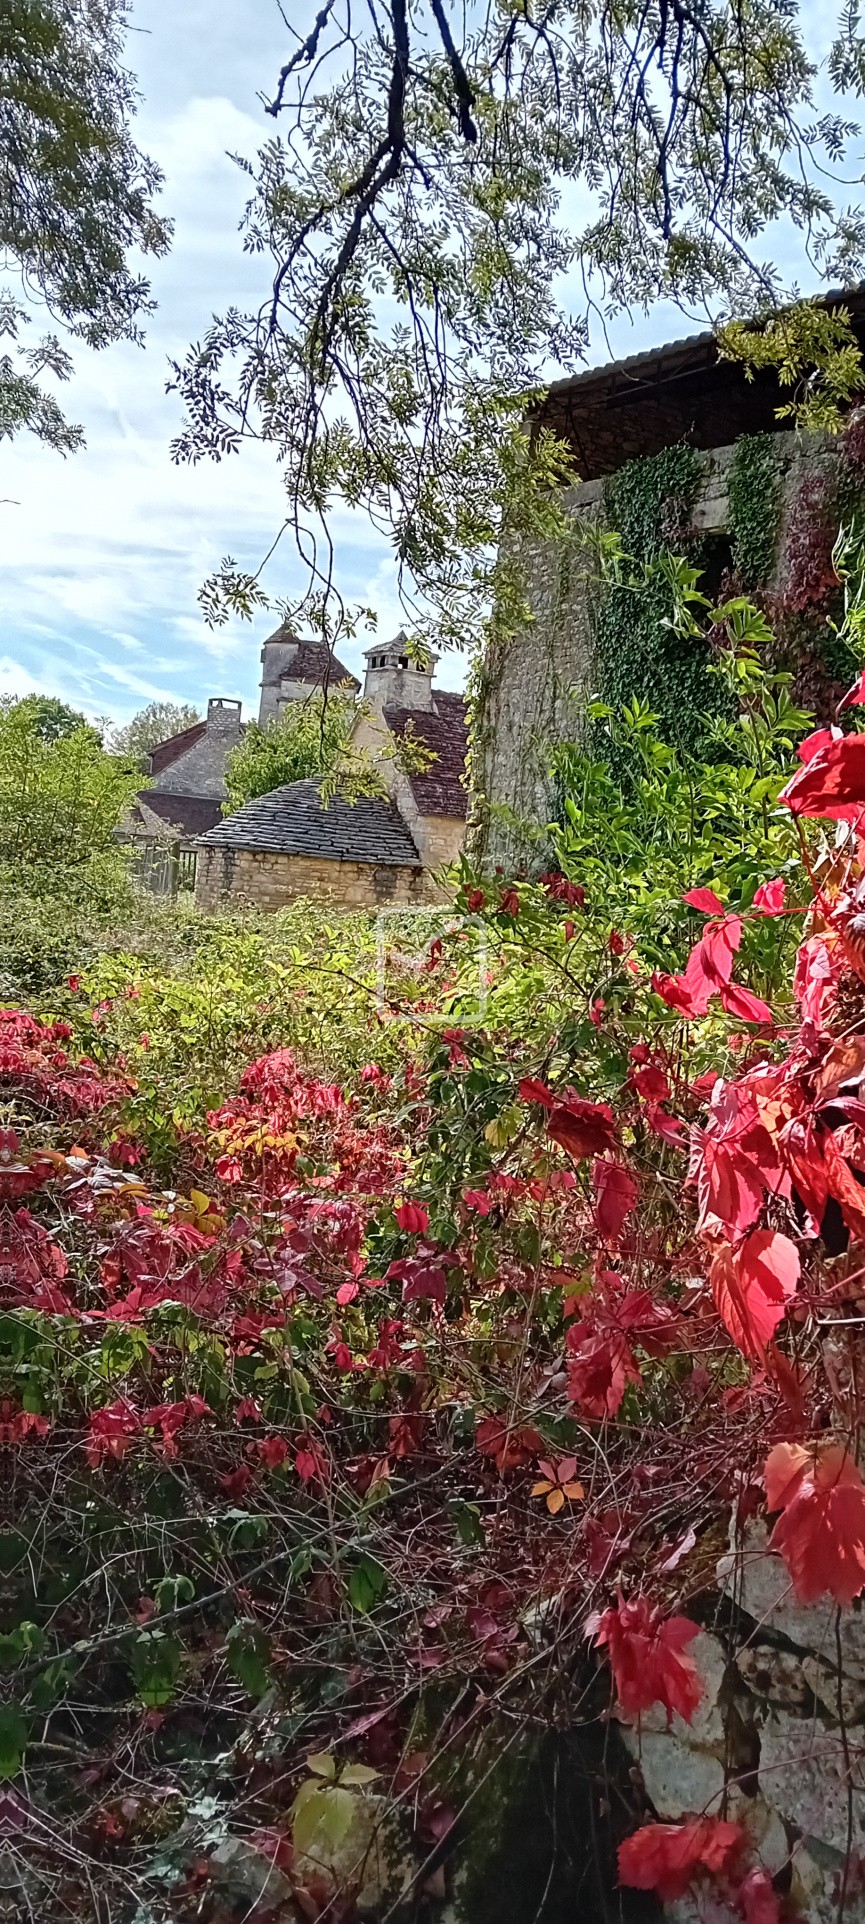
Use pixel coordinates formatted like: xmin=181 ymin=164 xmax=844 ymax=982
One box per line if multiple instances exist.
xmin=620 ymin=1523 xmax=865 ymax=1923
xmin=351 ymin=706 xmax=464 ymax=880
xmin=475 ymin=430 xmax=835 ymax=870
xmin=195 ymin=846 xmax=432 ymax=913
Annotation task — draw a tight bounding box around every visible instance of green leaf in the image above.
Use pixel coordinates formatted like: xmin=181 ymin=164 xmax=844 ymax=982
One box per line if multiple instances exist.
xmin=447 ymin=1498 xmax=486 ymax=1546
xmin=225 ymin=1619 xmax=272 ymax=1698
xmin=346 ymin=1553 xmax=388 ymax=1614
xmin=0 ymin=1705 xmax=27 ymax=1778
xmin=130 ymin=1630 xmax=183 ymax=1707
xmin=154 ymin=1574 xmax=195 ymax=1613
xmin=292 ymin=1781 xmax=357 ymax=1858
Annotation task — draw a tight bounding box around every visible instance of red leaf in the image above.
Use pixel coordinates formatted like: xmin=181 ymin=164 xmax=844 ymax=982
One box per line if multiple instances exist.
xmin=765 ymin=1441 xmax=865 ymax=1603
xmin=720 ymin=981 xmax=774 ymax=1025
xmin=841 ymin=669 xmax=865 ymax=709
xmin=548 ymin=1099 xmax=617 ymax=1160
xmin=780 ymin=730 xmax=865 ymax=820
xmin=518 ymin=1077 xmax=556 ymax=1109
xmin=645 ymin=1104 xmax=687 ymax=1145
xmin=710 ymin=1231 xmax=799 ymax=1360
xmin=797 ymin=725 xmax=840 ymax=762
xmin=737 ymin=1868 xmax=782 ymax=1924
xmin=566 ymin=1328 xmax=639 ymax=1418
xmin=630 ymin=1062 xmax=670 ymax=1102
xmin=590 ymin=1594 xmax=702 ymax=1723
xmin=618 ymin=1818 xmax=744 ymax=1901
xmin=690 ymin=1128 xmax=766 ymax=1240
xmin=592 ymin=1159 xmax=638 ymax=1243
xmin=652 ymin=969 xmax=703 ymax=1017
xmin=752 ymin=878 xmax=786 ymax=915
xmin=700 ymin=916 xmax=742 ymax=988
xmin=395 ymin=1201 xmax=429 ymax=1233
xmin=683 ymin=887 xmax=725 ymax=913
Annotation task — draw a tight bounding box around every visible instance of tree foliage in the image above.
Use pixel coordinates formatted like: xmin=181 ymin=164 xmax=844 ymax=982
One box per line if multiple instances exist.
xmin=0 ymin=698 xmax=140 ymax=866
xmin=223 ymin=691 xmax=357 ymax=811
xmin=0 ymin=0 xmax=171 ymax=448
xmin=1 ymin=691 xmax=91 ymax=740
xmin=172 ymin=0 xmax=865 ymax=650
xmin=111 ymin=700 xmax=202 ymax=763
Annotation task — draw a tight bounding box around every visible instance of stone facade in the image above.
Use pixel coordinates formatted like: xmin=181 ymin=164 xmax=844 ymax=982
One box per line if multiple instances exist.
xmin=196 ymin=845 xmax=432 ymax=912
xmin=475 ymin=406 xmax=842 ymax=869
xmin=258 ymin=624 xmax=359 ymax=725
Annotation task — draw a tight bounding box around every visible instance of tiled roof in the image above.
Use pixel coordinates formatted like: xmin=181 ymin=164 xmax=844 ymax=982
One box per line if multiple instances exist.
xmin=531 ymin=281 xmax=865 ymax=481
xmin=198 ymin=780 xmax=421 ymax=866
xmin=263 ymin=625 xmax=360 ymax=691
xmin=148 ymin=721 xmax=206 ymax=774
xmin=383 ymin=693 xmax=469 ymax=818
xmin=135 ymin=791 xmax=224 ymax=837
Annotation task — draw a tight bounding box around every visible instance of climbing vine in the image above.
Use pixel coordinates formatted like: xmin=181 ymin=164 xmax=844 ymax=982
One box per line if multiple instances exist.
xmin=727 ymin=433 xmax=782 ymax=587
xmin=593 ymin=444 xmax=727 ymax=757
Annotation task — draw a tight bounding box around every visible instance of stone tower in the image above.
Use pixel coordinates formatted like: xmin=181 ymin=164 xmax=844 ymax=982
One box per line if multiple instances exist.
xmin=258 ymin=619 xmax=360 ymax=726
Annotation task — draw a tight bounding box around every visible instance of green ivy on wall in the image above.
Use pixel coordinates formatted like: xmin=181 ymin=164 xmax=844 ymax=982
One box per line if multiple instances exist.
xmin=594 ymin=443 xmax=728 ymax=757
xmin=728 ymin=433 xmax=783 ymax=587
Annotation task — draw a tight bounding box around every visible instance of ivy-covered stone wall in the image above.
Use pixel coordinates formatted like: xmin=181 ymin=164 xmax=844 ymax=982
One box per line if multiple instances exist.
xmin=475 ymin=423 xmax=865 ymax=869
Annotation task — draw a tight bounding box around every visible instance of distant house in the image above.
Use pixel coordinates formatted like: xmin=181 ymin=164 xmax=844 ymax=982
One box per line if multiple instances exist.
xmin=127 ymin=699 xmax=243 ymax=841
xmin=127 ymin=623 xmax=360 ymax=844
xmin=195 ymin=636 xmax=468 ymax=913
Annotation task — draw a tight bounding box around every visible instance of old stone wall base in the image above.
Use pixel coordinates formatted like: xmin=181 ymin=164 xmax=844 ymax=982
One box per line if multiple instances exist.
xmin=622 ymin=1526 xmax=865 ymax=1922
xmin=195 ymin=846 xmax=443 ymax=912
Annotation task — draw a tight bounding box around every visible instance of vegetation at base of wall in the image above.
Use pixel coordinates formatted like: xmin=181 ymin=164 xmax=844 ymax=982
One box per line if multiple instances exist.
xmin=9 ymin=580 xmax=865 ymax=1918
xmin=727 ymin=432 xmax=783 ymax=587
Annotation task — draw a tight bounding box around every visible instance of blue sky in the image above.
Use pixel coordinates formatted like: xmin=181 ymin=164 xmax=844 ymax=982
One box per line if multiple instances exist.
xmin=0 ymin=0 xmax=853 ymax=728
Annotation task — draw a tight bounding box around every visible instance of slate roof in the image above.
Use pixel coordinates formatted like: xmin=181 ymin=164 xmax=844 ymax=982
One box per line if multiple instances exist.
xmin=134 ymin=792 xmax=224 ymax=837
xmin=148 ymin=721 xmax=207 ymax=774
xmin=531 ymin=281 xmax=865 ymax=482
xmin=384 ymin=693 xmax=469 ymax=818
xmin=198 ymin=780 xmax=422 ymax=866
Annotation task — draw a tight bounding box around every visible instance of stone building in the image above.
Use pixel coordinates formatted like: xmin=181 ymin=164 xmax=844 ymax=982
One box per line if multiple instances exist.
xmin=127 ymin=698 xmax=243 ymax=840
xmin=195 ymin=636 xmax=468 ymax=913
xmin=474 ymin=288 xmax=865 ymax=867
xmin=257 ymin=619 xmax=360 ymax=724
xmin=195 ymin=781 xmax=431 ymax=911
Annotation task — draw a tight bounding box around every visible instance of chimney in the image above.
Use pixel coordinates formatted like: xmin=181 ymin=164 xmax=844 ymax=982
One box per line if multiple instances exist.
xmin=362 ymin=632 xmax=437 ymax=714
xmin=206 ymin=698 xmax=242 ymax=741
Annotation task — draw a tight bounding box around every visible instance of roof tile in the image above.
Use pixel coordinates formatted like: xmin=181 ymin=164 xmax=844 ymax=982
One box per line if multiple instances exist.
xmin=383 ymin=694 xmax=469 ymax=818
xmin=198 ymin=780 xmax=421 ymax=866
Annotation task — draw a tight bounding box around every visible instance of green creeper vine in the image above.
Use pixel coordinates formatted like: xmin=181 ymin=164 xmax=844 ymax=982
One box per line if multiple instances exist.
xmin=728 ymin=433 xmax=782 ymax=587
xmin=593 ymin=444 xmax=727 ymax=757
